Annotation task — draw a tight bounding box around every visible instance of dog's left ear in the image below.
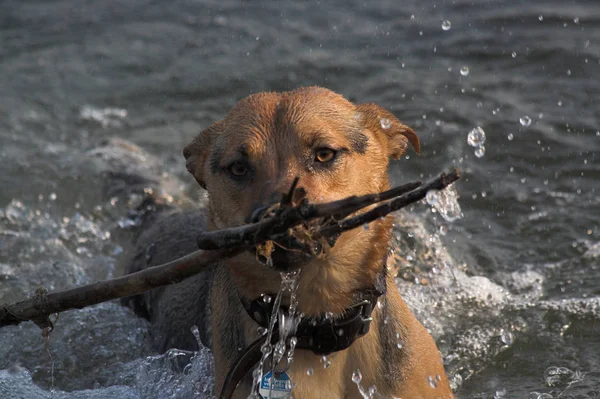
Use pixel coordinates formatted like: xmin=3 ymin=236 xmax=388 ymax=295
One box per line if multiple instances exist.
xmin=183 ymin=121 xmax=222 ymax=189
xmin=356 ymin=103 xmax=420 ymax=159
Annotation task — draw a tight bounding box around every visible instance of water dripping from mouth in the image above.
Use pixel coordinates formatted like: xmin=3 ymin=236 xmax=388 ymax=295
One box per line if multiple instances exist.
xmin=249 ymin=269 xmax=301 ymax=398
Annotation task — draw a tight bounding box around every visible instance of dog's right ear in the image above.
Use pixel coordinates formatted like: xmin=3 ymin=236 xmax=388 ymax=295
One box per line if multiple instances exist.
xmin=183 ymin=121 xmax=222 ymax=189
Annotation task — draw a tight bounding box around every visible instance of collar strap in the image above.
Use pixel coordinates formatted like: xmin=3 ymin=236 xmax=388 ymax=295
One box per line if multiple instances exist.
xmin=240 ymin=276 xmax=385 ymax=356
xmin=220 ymin=270 xmax=387 ymax=399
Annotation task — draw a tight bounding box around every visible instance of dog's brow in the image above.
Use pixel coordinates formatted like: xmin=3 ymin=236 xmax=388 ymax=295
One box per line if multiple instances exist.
xmin=235 ymin=144 xmax=249 ymax=158
xmin=348 ymin=131 xmax=369 ymax=154
xmin=304 ymin=131 xmax=337 ymax=149
xmin=209 ymin=147 xmax=223 ymax=174
xmin=210 ymin=144 xmax=251 ymax=173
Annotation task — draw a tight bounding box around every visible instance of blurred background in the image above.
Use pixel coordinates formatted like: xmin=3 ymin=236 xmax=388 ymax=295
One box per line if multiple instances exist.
xmin=0 ymin=0 xmax=599 ymax=398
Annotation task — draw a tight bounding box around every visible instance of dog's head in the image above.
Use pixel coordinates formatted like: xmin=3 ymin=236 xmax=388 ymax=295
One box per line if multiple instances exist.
xmin=184 ymin=87 xmax=419 ymax=274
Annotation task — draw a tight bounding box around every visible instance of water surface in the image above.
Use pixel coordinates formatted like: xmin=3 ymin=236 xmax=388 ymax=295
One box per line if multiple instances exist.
xmin=1 ymin=0 xmax=599 ymax=397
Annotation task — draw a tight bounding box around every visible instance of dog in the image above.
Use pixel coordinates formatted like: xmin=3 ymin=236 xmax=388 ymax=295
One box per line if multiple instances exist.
xmin=125 ymin=87 xmax=454 ymax=398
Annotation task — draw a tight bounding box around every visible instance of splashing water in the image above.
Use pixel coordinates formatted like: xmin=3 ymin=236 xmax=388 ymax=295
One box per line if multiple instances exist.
xmin=249 ymin=270 xmax=301 ymax=399
xmin=467 ymin=127 xmax=486 ymax=147
xmin=467 ymin=126 xmax=486 ymax=158
xmin=425 ymin=185 xmax=462 ymax=222
xmin=351 ymin=369 xmax=377 ymax=399
xmin=79 ymin=105 xmax=128 ymax=128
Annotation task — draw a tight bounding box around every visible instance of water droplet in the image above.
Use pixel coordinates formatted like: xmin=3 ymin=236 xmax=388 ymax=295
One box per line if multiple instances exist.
xmin=426 ymin=190 xmax=438 ymax=206
xmin=306 ymin=368 xmax=314 ymax=376
xmin=380 ymin=118 xmax=392 ymax=130
xmin=441 ymin=20 xmax=451 ymax=31
xmin=426 ymin=186 xmax=462 ymax=222
xmin=467 ymin=126 xmax=486 ymax=147
xmin=190 ymin=325 xmax=202 ymax=347
xmin=428 ymin=375 xmax=438 ymax=388
xmin=261 ymin=344 xmax=272 ymax=355
xmin=507 ymin=133 xmax=514 ymax=141
xmin=519 ymin=116 xmax=532 ymax=127
xmin=396 ymin=341 xmax=403 ymax=349
xmin=460 ymin=66 xmax=470 ymax=76
xmin=262 ymin=294 xmax=272 ymax=303
xmin=500 ymin=330 xmax=514 ymax=345
xmin=573 ymin=17 xmax=580 ymax=24
xmin=49 ymin=192 xmax=57 ymax=201
xmin=352 ymin=369 xmax=362 ymax=384
xmin=494 ymin=388 xmax=507 ymax=398
xmin=511 ymin=52 xmax=517 ymax=58
xmin=368 ymin=385 xmax=377 ymax=398
xmin=450 ymin=373 xmax=463 ymax=391
xmin=538 ymin=15 xmax=544 ymax=21
xmin=474 ymin=146 xmax=486 ymax=158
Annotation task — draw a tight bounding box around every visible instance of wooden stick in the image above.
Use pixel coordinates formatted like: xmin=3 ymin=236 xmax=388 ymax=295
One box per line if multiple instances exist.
xmin=0 ymin=169 xmax=460 ymax=330
xmin=0 ymin=248 xmax=242 ymax=329
xmin=195 ymin=180 xmax=423 ymax=250
xmin=315 ymin=169 xmax=460 ymax=238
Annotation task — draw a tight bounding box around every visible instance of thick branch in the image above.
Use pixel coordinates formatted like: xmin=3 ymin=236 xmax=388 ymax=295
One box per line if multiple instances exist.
xmin=0 ymin=248 xmax=242 ymax=329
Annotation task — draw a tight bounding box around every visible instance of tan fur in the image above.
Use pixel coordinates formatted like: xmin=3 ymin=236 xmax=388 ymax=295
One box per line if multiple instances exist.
xmin=185 ymin=87 xmax=454 ymax=398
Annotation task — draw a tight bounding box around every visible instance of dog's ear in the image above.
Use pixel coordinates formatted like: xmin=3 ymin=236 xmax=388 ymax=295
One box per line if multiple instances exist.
xmin=183 ymin=121 xmax=222 ymax=189
xmin=356 ymin=103 xmax=420 ymax=159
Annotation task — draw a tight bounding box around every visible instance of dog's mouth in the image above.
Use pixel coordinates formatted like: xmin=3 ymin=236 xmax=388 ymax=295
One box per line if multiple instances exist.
xmin=253 ymin=236 xmax=320 ymax=272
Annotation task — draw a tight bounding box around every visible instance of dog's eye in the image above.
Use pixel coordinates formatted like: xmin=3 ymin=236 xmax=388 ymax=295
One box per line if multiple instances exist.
xmin=315 ymin=148 xmax=337 ymax=163
xmin=228 ymin=161 xmax=248 ymax=177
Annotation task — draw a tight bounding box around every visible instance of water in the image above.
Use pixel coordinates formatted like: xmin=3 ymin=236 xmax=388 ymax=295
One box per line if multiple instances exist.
xmin=1 ymin=0 xmax=599 ymax=397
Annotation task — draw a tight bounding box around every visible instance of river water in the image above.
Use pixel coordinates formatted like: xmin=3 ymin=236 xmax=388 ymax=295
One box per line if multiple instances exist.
xmin=0 ymin=0 xmax=599 ymax=398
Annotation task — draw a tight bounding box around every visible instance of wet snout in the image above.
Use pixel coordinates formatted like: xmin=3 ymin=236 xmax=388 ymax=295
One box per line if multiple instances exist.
xmin=246 ymin=187 xmax=314 ymax=272
xmin=245 ymin=191 xmax=281 ymax=224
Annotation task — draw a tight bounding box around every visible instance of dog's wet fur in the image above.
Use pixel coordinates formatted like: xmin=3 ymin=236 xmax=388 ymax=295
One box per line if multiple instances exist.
xmin=124 ymin=87 xmax=454 ymax=398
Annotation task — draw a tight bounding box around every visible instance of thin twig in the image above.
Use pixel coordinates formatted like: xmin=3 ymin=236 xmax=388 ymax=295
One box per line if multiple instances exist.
xmin=195 ymin=180 xmax=423 ymax=250
xmin=315 ymin=169 xmax=460 ymax=238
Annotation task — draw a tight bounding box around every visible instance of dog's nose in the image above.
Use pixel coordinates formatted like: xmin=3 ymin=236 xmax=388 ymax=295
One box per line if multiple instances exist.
xmin=247 ymin=204 xmax=272 ymax=224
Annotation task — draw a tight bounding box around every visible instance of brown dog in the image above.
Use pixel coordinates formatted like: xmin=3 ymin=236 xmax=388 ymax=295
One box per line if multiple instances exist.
xmin=127 ymin=87 xmax=454 ymax=398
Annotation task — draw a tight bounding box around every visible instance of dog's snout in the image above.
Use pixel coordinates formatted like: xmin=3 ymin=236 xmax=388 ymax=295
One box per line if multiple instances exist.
xmin=247 ymin=204 xmax=275 ymax=224
xmin=247 ymin=191 xmax=285 ymax=224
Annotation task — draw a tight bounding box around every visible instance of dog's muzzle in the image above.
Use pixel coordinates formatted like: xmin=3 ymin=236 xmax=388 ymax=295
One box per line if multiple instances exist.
xmin=247 ymin=203 xmax=315 ymax=272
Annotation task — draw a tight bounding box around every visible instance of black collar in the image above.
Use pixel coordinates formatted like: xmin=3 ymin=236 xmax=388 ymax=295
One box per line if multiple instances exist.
xmin=240 ymin=270 xmax=386 ymax=355
xmin=219 ymin=269 xmax=387 ymax=399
